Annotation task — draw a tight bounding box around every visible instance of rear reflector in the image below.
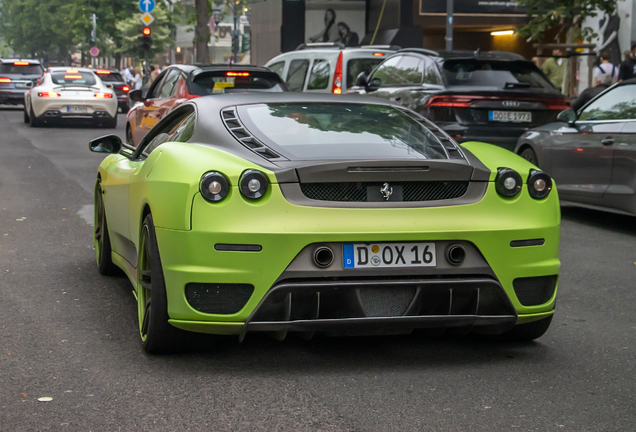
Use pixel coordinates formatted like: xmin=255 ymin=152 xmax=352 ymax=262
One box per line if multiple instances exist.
xmin=546 ymin=100 xmax=571 ymax=110
xmin=64 ymin=75 xmax=83 ymax=79
xmin=0 ymin=78 xmax=11 ymax=83
xmin=14 ymin=62 xmax=30 ymax=66
xmin=227 ymin=71 xmax=250 ymax=77
xmin=38 ymin=92 xmax=60 ymax=97
xmin=96 ymin=70 xmax=111 ymax=75
xmin=94 ymin=93 xmax=113 ymax=98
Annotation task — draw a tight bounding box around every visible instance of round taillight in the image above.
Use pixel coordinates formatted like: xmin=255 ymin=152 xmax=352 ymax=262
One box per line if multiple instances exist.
xmin=239 ymin=170 xmax=269 ymax=200
xmin=527 ymin=170 xmax=552 ymax=199
xmin=495 ymin=168 xmax=522 ymax=198
xmin=200 ymin=172 xmax=230 ymax=202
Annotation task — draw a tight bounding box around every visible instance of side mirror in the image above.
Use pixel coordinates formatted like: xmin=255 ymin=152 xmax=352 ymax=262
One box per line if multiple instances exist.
xmin=129 ymin=89 xmax=144 ymax=102
xmin=355 ymin=71 xmax=368 ymax=87
xmin=89 ymin=135 xmax=122 ymax=154
xmin=367 ymin=77 xmax=382 ymax=93
xmin=557 ymin=109 xmax=577 ymax=124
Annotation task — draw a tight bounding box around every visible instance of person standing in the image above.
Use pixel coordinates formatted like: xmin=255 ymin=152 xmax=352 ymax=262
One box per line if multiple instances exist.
xmin=542 ymin=49 xmax=566 ymax=91
xmin=594 ymin=50 xmax=618 ymax=83
xmin=618 ymin=45 xmax=636 ymax=82
xmin=571 ymin=73 xmax=612 ymax=112
xmin=133 ymin=66 xmax=143 ymax=90
xmin=123 ymin=66 xmax=133 ymax=85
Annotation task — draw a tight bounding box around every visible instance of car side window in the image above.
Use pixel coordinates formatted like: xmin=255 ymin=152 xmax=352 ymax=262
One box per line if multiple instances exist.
xmin=389 ymin=55 xmax=423 ymax=85
xmin=578 ymin=85 xmax=636 ymax=121
xmin=158 ymin=70 xmax=180 ymax=99
xmin=368 ymin=56 xmax=402 ymax=86
xmin=139 ymin=109 xmax=196 ymax=157
xmin=268 ymin=61 xmax=285 ymax=79
xmin=306 ymin=59 xmax=330 ymax=90
xmin=146 ymin=74 xmax=166 ymax=99
xmin=422 ymin=57 xmax=442 ymax=85
xmin=286 ymin=59 xmax=309 ymax=91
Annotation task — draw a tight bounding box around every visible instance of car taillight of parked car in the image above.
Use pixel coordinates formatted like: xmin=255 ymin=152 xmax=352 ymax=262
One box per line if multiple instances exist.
xmin=332 ymin=51 xmax=343 ymax=94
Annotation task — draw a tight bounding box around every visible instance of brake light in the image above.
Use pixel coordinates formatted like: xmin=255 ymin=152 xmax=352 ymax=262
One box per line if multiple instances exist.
xmin=96 ymin=70 xmax=111 ymax=75
xmin=547 ymin=100 xmax=571 ymax=110
xmin=94 ymin=93 xmax=113 ymax=98
xmin=64 ymin=75 xmax=83 ymax=79
xmin=0 ymin=78 xmax=11 ymax=83
xmin=425 ymin=95 xmax=477 ymax=107
xmin=122 ymin=85 xmax=129 ymax=92
xmin=373 ymin=52 xmax=385 ymax=57
xmin=66 ymin=69 xmax=79 ymax=73
xmin=227 ymin=71 xmax=250 ymax=77
xmin=38 ymin=92 xmax=60 ymax=97
xmin=14 ymin=62 xmax=30 ymax=66
xmin=332 ymin=51 xmax=343 ymax=94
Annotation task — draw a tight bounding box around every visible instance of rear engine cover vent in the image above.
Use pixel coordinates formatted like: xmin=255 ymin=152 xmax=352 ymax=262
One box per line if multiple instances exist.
xmin=221 ymin=108 xmax=283 ymax=160
xmin=300 ymin=181 xmax=469 ymax=202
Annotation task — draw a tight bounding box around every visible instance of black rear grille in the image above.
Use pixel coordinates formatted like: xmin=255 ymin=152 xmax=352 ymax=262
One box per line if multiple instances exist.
xmin=185 ymin=283 xmax=254 ymax=314
xmin=300 ymin=181 xmax=469 ymax=202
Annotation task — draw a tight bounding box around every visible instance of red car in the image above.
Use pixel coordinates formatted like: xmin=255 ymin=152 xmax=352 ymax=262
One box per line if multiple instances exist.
xmin=126 ymin=64 xmax=287 ymax=146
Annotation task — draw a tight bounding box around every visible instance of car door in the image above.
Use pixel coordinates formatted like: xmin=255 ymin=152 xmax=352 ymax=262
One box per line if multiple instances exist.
xmin=608 ymin=119 xmax=636 ymax=213
xmin=286 ymin=59 xmax=310 ymax=92
xmin=135 ymin=69 xmax=180 ymax=141
xmin=305 ymin=58 xmax=332 ymax=93
xmin=548 ymin=86 xmax=632 ymax=199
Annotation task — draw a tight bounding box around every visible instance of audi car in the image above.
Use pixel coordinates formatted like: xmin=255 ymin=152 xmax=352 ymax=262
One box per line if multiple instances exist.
xmin=90 ymin=93 xmax=560 ymax=353
xmin=24 ymin=67 xmax=117 ymax=128
xmin=94 ymin=69 xmax=130 ymax=112
xmin=350 ymin=49 xmax=570 ymax=151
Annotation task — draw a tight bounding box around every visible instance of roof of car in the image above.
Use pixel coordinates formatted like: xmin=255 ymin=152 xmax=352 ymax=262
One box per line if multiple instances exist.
xmin=295 ymin=43 xmax=400 ymax=51
xmin=397 ymin=48 xmax=527 ymax=61
xmin=166 ymin=64 xmax=275 ymax=74
xmin=47 ymin=66 xmax=97 ymax=73
xmin=0 ymin=58 xmax=42 ymax=64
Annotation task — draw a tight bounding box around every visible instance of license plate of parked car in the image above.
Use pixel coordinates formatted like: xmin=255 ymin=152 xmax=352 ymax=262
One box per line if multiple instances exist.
xmin=66 ymin=106 xmax=89 ymax=113
xmin=489 ymin=111 xmax=532 ymax=122
xmin=343 ymin=243 xmax=436 ymax=269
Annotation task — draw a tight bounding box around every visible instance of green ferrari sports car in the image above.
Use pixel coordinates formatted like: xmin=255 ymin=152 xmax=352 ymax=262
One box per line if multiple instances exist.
xmin=90 ymin=93 xmax=560 ymax=353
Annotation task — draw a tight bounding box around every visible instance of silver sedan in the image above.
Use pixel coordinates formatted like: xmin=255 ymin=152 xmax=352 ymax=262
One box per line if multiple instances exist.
xmin=515 ymin=80 xmax=636 ymax=216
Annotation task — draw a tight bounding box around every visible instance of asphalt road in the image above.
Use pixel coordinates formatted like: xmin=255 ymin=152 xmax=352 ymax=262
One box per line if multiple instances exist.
xmin=0 ymin=105 xmax=635 ymax=431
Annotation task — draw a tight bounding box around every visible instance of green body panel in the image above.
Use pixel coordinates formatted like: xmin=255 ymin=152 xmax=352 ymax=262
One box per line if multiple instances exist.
xmin=97 ymin=140 xmax=561 ymax=335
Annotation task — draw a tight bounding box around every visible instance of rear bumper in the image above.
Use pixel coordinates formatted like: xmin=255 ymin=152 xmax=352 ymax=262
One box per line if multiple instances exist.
xmin=37 ymin=109 xmax=116 ymax=123
xmin=0 ymin=90 xmax=27 ymax=104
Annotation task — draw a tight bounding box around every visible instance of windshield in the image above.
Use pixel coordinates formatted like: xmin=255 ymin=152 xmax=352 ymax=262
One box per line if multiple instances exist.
xmin=238 ymin=103 xmax=449 ymax=160
xmin=190 ymin=71 xmax=285 ymax=95
xmin=0 ymin=64 xmax=43 ymax=75
xmin=443 ymin=59 xmax=556 ymax=91
xmin=51 ymin=72 xmax=97 ymax=86
xmin=96 ymin=72 xmax=123 ymax=82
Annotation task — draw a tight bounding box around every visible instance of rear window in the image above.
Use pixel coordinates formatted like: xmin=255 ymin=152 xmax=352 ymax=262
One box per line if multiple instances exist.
xmin=95 ymin=72 xmax=124 ymax=82
xmin=238 ymin=103 xmax=448 ymax=160
xmin=51 ymin=72 xmax=97 ymax=86
xmin=190 ymin=71 xmax=285 ymax=95
xmin=0 ymin=63 xmax=43 ymax=75
xmin=442 ymin=59 xmax=556 ymax=91
xmin=346 ymin=58 xmax=383 ymax=89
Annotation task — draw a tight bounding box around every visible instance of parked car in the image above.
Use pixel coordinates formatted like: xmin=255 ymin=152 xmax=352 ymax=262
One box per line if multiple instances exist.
xmin=90 ymin=93 xmax=560 ymax=353
xmin=23 ymin=67 xmax=117 ymax=128
xmin=0 ymin=59 xmax=45 ymax=106
xmin=94 ymin=69 xmax=130 ymax=112
xmin=350 ymin=49 xmax=571 ymax=152
xmin=265 ymin=43 xmax=398 ymax=94
xmin=515 ymin=79 xmax=636 ymax=216
xmin=126 ymin=64 xmax=286 ymax=146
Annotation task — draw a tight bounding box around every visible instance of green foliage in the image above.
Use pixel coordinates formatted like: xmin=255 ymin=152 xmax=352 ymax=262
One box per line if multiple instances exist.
xmin=116 ymin=4 xmax=175 ymax=57
xmin=515 ymin=0 xmax=618 ymax=43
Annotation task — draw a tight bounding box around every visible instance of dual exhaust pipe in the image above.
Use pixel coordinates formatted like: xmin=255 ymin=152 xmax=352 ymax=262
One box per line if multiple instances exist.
xmin=312 ymin=244 xmax=466 ymax=268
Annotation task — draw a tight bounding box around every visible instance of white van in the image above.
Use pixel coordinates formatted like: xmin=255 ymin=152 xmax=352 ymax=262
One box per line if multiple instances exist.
xmin=265 ymin=43 xmax=398 ymax=94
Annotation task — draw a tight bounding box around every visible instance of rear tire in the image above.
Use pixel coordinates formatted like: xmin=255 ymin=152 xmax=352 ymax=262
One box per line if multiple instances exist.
xmin=137 ymin=213 xmax=184 ymax=354
xmin=23 ymin=107 xmax=29 ymax=123
xmin=519 ymin=146 xmax=539 ymax=167
xmin=95 ymin=180 xmax=118 ymax=275
xmin=102 ymin=115 xmax=118 ymax=129
xmin=29 ymin=105 xmax=41 ymax=127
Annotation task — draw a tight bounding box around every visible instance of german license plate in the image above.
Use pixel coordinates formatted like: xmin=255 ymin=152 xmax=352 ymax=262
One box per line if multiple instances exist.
xmin=15 ymin=82 xmax=30 ymax=88
xmin=343 ymin=243 xmax=436 ymax=269
xmin=489 ymin=111 xmax=532 ymax=122
xmin=66 ymin=106 xmax=88 ymax=113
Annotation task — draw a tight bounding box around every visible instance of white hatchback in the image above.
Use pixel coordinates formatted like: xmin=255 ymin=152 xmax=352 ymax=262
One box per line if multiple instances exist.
xmin=24 ymin=67 xmax=118 ymax=128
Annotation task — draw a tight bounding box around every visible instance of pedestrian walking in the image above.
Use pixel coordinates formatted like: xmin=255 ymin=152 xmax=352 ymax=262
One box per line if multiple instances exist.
xmin=133 ymin=66 xmax=143 ymax=90
xmin=542 ymin=49 xmax=566 ymax=91
xmin=618 ymin=45 xmax=636 ymax=82
xmin=593 ymin=50 xmax=618 ymax=83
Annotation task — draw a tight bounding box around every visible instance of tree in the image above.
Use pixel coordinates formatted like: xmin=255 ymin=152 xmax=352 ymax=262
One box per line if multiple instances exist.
xmin=116 ymin=4 xmax=175 ymax=60
xmin=195 ymin=0 xmax=210 ymax=63
xmin=515 ymin=0 xmax=618 ymax=43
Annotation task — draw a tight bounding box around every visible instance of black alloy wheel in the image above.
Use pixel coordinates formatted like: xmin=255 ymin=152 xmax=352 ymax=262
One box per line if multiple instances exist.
xmin=519 ymin=147 xmax=539 ymax=167
xmin=94 ymin=180 xmax=117 ymax=275
xmin=137 ymin=213 xmax=183 ymax=354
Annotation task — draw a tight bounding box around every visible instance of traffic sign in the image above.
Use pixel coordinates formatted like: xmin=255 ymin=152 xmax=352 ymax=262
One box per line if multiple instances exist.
xmin=89 ymin=46 xmax=100 ymax=57
xmin=139 ymin=0 xmax=155 ymax=13
xmin=140 ymin=12 xmax=154 ymax=25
